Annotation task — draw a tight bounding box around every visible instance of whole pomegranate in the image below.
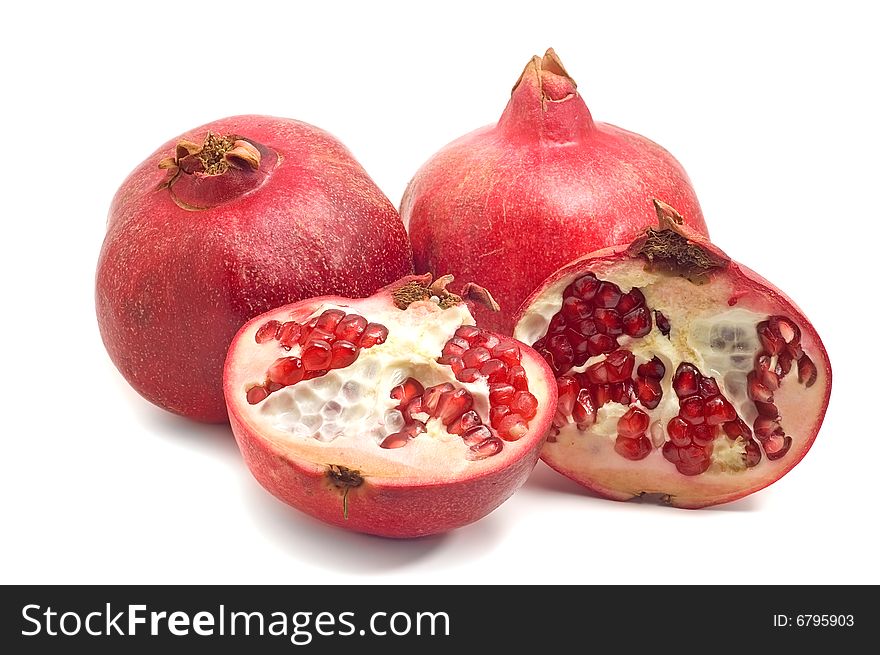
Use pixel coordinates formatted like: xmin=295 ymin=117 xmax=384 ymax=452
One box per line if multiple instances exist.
xmin=513 ymin=200 xmax=831 ymax=508
xmin=96 ymin=115 xmax=413 ymax=422
xmin=401 ymin=48 xmax=707 ymax=334
xmin=224 ymin=274 xmax=556 ymax=537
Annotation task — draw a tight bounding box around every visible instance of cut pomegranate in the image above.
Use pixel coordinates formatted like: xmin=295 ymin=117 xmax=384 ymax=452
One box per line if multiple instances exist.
xmin=513 ymin=200 xmax=831 ymax=508
xmin=225 ymin=275 xmax=557 ymax=537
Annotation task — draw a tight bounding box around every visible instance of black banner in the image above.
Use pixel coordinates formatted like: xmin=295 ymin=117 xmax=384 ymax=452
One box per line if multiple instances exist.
xmin=1 ymin=585 xmax=868 ymax=652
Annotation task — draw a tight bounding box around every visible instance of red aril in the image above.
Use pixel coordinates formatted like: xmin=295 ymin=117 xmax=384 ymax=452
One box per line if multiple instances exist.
xmin=96 ymin=115 xmax=413 ymax=422
xmin=224 ymin=275 xmax=556 ymax=537
xmin=401 ymin=49 xmax=707 ymax=334
xmin=513 ymin=201 xmax=831 ymax=508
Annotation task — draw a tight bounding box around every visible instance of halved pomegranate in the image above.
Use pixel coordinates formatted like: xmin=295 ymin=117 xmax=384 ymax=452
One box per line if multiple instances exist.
xmin=225 ymin=275 xmax=556 ymax=537
xmin=513 ymin=201 xmax=831 ymax=508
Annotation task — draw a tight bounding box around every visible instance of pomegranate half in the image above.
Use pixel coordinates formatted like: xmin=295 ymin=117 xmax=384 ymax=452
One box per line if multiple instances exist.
xmin=513 ymin=201 xmax=831 ymax=508
xmin=402 ymin=48 xmax=707 ymax=334
xmin=96 ymin=115 xmax=413 ymax=422
xmin=224 ymin=275 xmax=556 ymax=537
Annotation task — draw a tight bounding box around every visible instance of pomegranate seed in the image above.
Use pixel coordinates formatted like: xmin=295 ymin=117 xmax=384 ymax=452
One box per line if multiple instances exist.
xmin=455 ymin=325 xmax=481 ymax=343
xmin=572 ymin=388 xmax=596 ymax=426
xmin=655 ymin=310 xmax=671 ymax=336
xmin=622 ymin=306 xmax=652 ymax=338
xmin=691 ymin=424 xmax=716 ymax=447
xmin=457 ymin=367 xmax=481 ymax=383
xmin=699 ymin=377 xmax=720 ymax=398
xmin=468 ymin=436 xmax=503 ymax=460
xmin=390 ymin=377 xmax=425 ymax=405
xmin=680 ymin=396 xmax=705 ymax=425
xmin=635 ymin=377 xmax=662 ymax=409
xmin=277 ymin=321 xmax=301 ymax=349
xmin=594 ymin=308 xmax=622 ymax=336
xmin=673 ymin=363 xmax=700 ymax=398
xmin=586 ymin=333 xmax=617 ymax=356
xmin=569 ymin=273 xmax=600 ymax=300
xmin=510 ymin=391 xmax=539 ymax=420
xmin=756 ymin=357 xmax=780 ymax=391
xmin=436 ymin=389 xmax=474 ymax=425
xmin=754 ymin=401 xmax=779 ymax=418
xmin=605 ymin=349 xmax=635 ymax=382
xmin=798 ymin=355 xmax=817 ymax=387
xmin=329 ymin=340 xmax=359 ymax=369
xmin=315 ymin=309 xmax=346 ymax=331
xmin=545 ymin=335 xmax=574 ymax=373
xmin=267 ymin=356 xmax=305 ymax=386
xmin=562 ymin=296 xmax=592 ymax=322
xmin=449 ymin=410 xmax=482 ymax=437
xmin=246 ymin=385 xmax=268 ymax=404
xmin=422 ymin=383 xmax=455 ymax=414
xmin=492 ymin=339 xmax=522 ymax=366
xmin=490 ymin=405 xmax=511 ymax=429
xmin=593 ymin=384 xmax=611 ymax=407
xmin=769 ymin=316 xmax=799 ymax=344
xmin=744 ymin=439 xmax=762 ymax=467
xmin=616 ymin=288 xmax=645 ymax=315
xmin=380 ymin=432 xmax=411 ymax=449
xmin=775 ymin=351 xmax=793 ymax=377
xmin=610 ymin=380 xmax=636 ymax=405
xmin=676 ymin=444 xmax=712 ymax=476
xmin=477 ymin=333 xmax=501 ymax=350
xmin=480 ymin=358 xmax=509 ymax=382
xmin=570 ymin=318 xmax=598 ymax=338
xmin=764 ymin=434 xmax=792 ymax=461
xmin=753 ymin=416 xmax=783 ymax=439
xmin=302 ymin=341 xmax=332 ymax=370
xmin=440 ymin=341 xmax=467 ymax=361
xmin=662 ymin=441 xmax=680 ymax=463
xmin=461 ymin=424 xmax=493 ymax=446
xmin=303 ymin=368 xmax=327 ymax=380
xmin=489 ymin=383 xmax=516 ymax=405
xmin=747 ymin=371 xmax=774 ymax=403
xmin=335 ymin=314 xmax=367 ymax=342
xmin=447 ymin=357 xmax=465 ymax=376
xmin=297 ymin=317 xmax=319 ymax=345
xmin=547 ymin=314 xmax=567 ymax=335
xmin=497 ymin=414 xmax=528 ymax=441
xmin=255 ymin=320 xmax=282 ymax=343
xmin=508 ymin=365 xmax=529 ymax=390
xmin=462 ymin=346 xmax=492 ymax=369
xmin=556 ymin=376 xmax=578 ymax=415
xmin=594 ymin=281 xmax=621 ymax=308
xmin=637 ymin=357 xmax=666 ymax=380
xmin=757 ymin=323 xmax=783 ymax=355
xmin=308 ymin=329 xmax=336 ymax=346
xmin=617 ymin=407 xmax=650 ymax=438
xmin=667 ymin=417 xmax=691 ymax=447
xmin=704 ymin=395 xmax=736 ymax=426
xmin=723 ymin=418 xmax=752 ymax=440
xmin=403 ymin=421 xmax=427 ymax=438
xmin=266 ymin=381 xmax=284 ymax=392
xmin=360 ymin=323 xmax=388 ymax=348
xmin=614 ymin=434 xmax=652 ymax=460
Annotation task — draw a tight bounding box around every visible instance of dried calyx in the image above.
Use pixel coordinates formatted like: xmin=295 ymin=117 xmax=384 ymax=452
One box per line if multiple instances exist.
xmin=159 ymin=133 xmax=261 ymax=187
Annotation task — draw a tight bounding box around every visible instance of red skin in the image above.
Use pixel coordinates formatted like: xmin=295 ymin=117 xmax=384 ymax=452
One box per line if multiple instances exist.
xmin=96 ymin=115 xmax=413 ymax=422
xmin=224 ymin=279 xmax=557 ymax=538
xmin=514 ymin=204 xmax=832 ymax=508
xmin=401 ymin=49 xmax=707 ymax=334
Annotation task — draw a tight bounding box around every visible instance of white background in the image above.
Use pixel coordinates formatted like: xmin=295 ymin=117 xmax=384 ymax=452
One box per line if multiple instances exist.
xmin=2 ymin=1 xmax=877 ymax=584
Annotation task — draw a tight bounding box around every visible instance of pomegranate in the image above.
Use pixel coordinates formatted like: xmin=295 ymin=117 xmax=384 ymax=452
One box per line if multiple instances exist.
xmin=224 ymin=274 xmax=556 ymax=537
xmin=513 ymin=201 xmax=831 ymax=508
xmin=96 ymin=115 xmax=413 ymax=422
xmin=401 ymin=48 xmax=707 ymax=334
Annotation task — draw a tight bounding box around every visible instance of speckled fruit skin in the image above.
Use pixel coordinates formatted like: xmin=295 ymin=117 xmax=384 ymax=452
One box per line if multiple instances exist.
xmin=96 ymin=115 xmax=413 ymax=422
xmin=401 ymin=49 xmax=707 ymax=334
xmin=224 ymin=277 xmax=557 ymax=538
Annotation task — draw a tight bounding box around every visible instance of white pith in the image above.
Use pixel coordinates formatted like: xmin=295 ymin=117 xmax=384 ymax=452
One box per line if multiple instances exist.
xmin=514 ymin=259 xmax=829 ymax=501
xmin=228 ymin=298 xmax=549 ymax=481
